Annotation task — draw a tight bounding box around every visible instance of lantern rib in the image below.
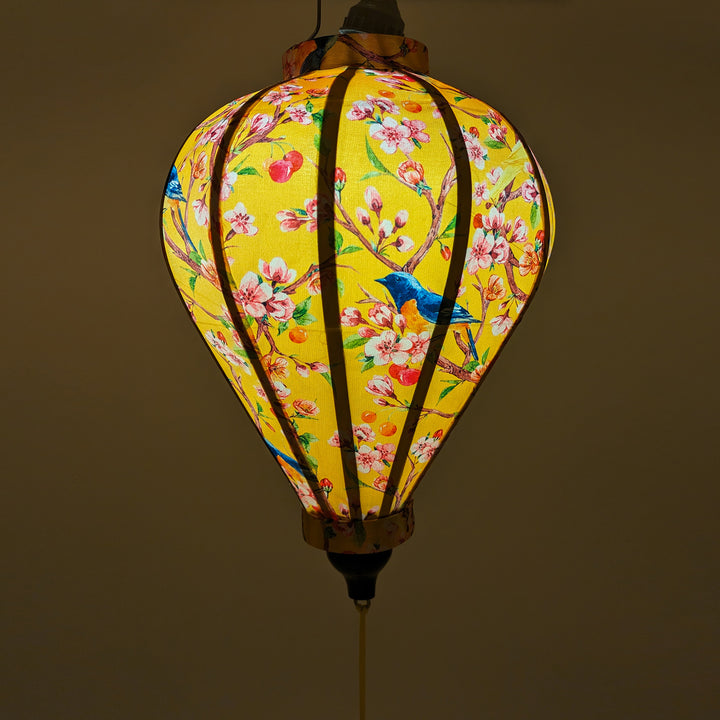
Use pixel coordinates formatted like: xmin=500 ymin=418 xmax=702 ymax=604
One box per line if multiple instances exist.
xmin=379 ymin=73 xmax=473 ymax=517
xmin=316 ymin=66 xmax=365 ymax=522
xmin=208 ymin=85 xmax=333 ymax=517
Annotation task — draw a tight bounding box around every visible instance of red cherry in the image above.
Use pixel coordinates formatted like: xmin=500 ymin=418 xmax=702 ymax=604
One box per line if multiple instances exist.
xmin=472 ymin=213 xmax=483 ymax=229
xmin=268 ymin=159 xmax=293 ymax=183
xmin=469 ymin=126 xmax=479 ymax=137
xmin=285 ymin=150 xmax=303 ymax=172
xmin=388 ymin=364 xmax=405 ymax=380
xmin=398 ymin=367 xmax=421 ymax=386
xmin=441 ymin=245 xmax=451 ymax=261
xmin=536 ymin=229 xmax=545 ymax=243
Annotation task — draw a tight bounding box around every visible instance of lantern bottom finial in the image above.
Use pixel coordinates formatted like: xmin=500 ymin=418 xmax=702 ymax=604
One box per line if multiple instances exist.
xmin=327 ymin=549 xmax=392 ymax=601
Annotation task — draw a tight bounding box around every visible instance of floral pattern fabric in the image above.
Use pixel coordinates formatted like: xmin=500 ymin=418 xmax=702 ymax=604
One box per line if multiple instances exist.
xmin=162 ymin=54 xmax=554 ymax=550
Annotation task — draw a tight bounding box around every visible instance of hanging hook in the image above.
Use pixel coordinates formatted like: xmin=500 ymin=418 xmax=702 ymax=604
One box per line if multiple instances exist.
xmin=307 ymin=0 xmax=322 ymax=40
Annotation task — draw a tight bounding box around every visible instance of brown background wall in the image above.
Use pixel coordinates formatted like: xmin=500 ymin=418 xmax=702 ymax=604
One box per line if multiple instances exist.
xmin=2 ymin=0 xmax=718 ymax=718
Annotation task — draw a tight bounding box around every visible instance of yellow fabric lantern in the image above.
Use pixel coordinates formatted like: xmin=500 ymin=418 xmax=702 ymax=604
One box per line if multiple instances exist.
xmin=161 ymin=29 xmax=554 ymax=577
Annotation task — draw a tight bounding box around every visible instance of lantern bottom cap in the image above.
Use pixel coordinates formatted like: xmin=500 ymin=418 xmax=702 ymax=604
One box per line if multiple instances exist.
xmin=301 ymin=502 xmax=414 ymax=554
xmin=327 ymin=549 xmax=392 ymax=601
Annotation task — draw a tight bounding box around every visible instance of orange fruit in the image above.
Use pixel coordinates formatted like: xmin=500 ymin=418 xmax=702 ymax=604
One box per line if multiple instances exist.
xmin=378 ymin=89 xmax=395 ymax=98
xmin=402 ymin=101 xmax=422 ymax=113
xmin=380 ymin=422 xmax=397 ymax=437
xmin=361 ymin=411 xmax=377 ymax=423
xmin=289 ymin=327 xmax=308 ymax=343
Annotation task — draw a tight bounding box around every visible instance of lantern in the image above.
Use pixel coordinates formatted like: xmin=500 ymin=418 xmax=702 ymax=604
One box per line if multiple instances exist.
xmin=161 ymin=1 xmax=554 ymax=601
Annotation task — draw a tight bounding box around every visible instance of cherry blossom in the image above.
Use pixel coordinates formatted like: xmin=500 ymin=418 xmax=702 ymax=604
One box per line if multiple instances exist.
xmin=303 ymin=196 xmax=318 ymax=232
xmin=264 ymin=84 xmax=301 ymax=106
xmin=519 ymin=243 xmax=541 ymax=276
xmin=234 ymin=271 xmax=271 ymax=317
xmin=410 ymin=435 xmax=440 ymax=463
xmin=276 ymin=209 xmax=305 ymax=232
xmin=521 ymin=178 xmax=539 ymax=204
xmin=288 ymin=104 xmax=312 ymax=125
xmin=307 ymin=275 xmax=321 ymax=295
xmin=364 ymin=330 xmax=412 ymax=366
xmin=294 ymin=482 xmax=321 ymax=513
xmin=366 ymin=375 xmax=396 ymax=398
xmin=395 ymin=235 xmax=414 ymax=252
xmin=309 ymin=361 xmax=329 ymax=373
xmin=466 ymin=230 xmax=510 ymax=274
xmin=485 ymin=274 xmax=506 ymax=301
xmin=486 ymin=167 xmax=502 ymax=185
xmin=508 ymin=218 xmax=528 ymax=243
xmin=463 ymin=131 xmax=488 ymax=169
xmin=398 ymin=159 xmax=424 ymax=186
xmin=490 ymin=312 xmax=513 ymax=336
xmin=482 ymin=207 xmax=505 ymax=232
xmin=358 ymin=326 xmax=378 ymax=338
xmin=259 ymin=257 xmax=297 ymax=284
xmin=192 ymin=152 xmax=207 ymax=179
xmin=407 ymin=331 xmax=430 ymax=363
xmin=488 ymin=124 xmax=508 ymax=142
xmin=368 ymin=303 xmax=394 ymax=328
xmin=293 ymin=399 xmax=319 ymax=417
xmin=373 ymin=476 xmax=388 ymax=492
xmin=356 ymin=207 xmax=372 ymax=227
xmin=192 ymin=197 xmax=209 ymax=226
xmin=394 ymin=209 xmax=409 ymax=228
xmin=328 ymin=431 xmax=341 ymax=447
xmin=265 ymin=291 xmax=295 ymax=321
xmin=296 ymin=363 xmax=309 ymax=378
xmin=369 ymin=117 xmax=414 ymax=155
xmin=356 ymin=445 xmax=384 ymax=473
xmin=346 ymin=100 xmax=374 ymax=120
xmin=340 ymin=307 xmax=362 ymax=326
xmin=199 ymin=259 xmax=218 ymax=285
xmin=204 ymin=330 xmax=249 ymax=373
xmin=265 ymin=356 xmax=289 ymax=381
xmin=375 ymin=443 xmax=396 ymax=464
xmin=377 ymin=219 xmax=393 ymax=240
xmin=369 ymin=95 xmax=400 ymax=115
xmin=248 ymin=113 xmax=273 ymax=134
xmin=273 ymin=380 xmax=291 ymax=399
xmin=353 ymin=424 xmax=376 ymax=443
xmin=473 ymin=181 xmax=489 ymax=205
xmin=224 ymin=202 xmax=258 ymax=236
xmin=403 ymin=118 xmax=430 ymax=144
xmin=201 ymin=117 xmax=228 ymax=144
xmin=364 ymin=186 xmax=382 ymax=215
xmin=220 ymin=171 xmax=238 ymax=200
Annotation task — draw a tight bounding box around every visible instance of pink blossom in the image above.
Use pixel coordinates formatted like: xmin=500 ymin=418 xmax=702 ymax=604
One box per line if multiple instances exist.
xmin=364 ymin=186 xmax=383 ymax=215
xmin=524 ymin=161 xmax=534 ymax=174
xmin=394 ymin=313 xmax=406 ymax=332
xmin=353 ymin=424 xmax=376 ymax=443
xmin=199 ymin=259 xmax=218 ymax=285
xmin=488 ymin=109 xmax=503 ymax=124
xmin=346 ymin=100 xmax=374 ymax=120
xmin=364 ymin=330 xmax=412 ymax=365
xmin=473 ymin=182 xmax=489 ymax=205
xmin=340 ymin=307 xmax=362 ymax=326
xmin=234 ymin=271 xmax=271 ymax=317
xmin=248 ymin=113 xmax=273 ymax=134
xmin=508 ymin=218 xmax=528 ymax=243
xmin=486 ymin=167 xmax=502 ymax=185
xmin=192 ymin=197 xmax=209 ymax=226
xmin=309 ymin=361 xmax=329 ymax=373
xmin=466 ymin=231 xmax=498 ymax=274
xmin=377 ymin=219 xmax=393 ymax=240
xmin=373 ymin=476 xmax=388 ymax=492
xmin=294 ymin=481 xmax=321 ymax=513
xmin=356 ymin=445 xmax=384 ymax=474
xmin=220 ymin=171 xmax=238 ymax=200
xmin=224 ymin=202 xmax=258 ymax=236
xmin=482 ymin=207 xmax=506 ymax=232
xmin=307 ymin=276 xmax=321 ymax=295
xmin=356 ymin=207 xmax=372 ymax=226
xmin=369 ymin=303 xmax=394 ymax=328
xmin=395 ymin=235 xmax=414 ymax=252
xmin=259 ymin=257 xmax=297 ymax=284
xmin=264 ymin=84 xmax=300 ymax=106
xmin=288 ymin=104 xmax=312 ymax=125
xmin=296 ymin=364 xmax=309 ymax=378
xmin=204 ymin=330 xmax=249 ymax=372
xmin=369 ymin=95 xmax=400 ymax=115
xmin=255 ymin=385 xmax=268 ymax=401
xmin=521 ymin=178 xmax=539 ymax=204
xmin=273 ymin=380 xmax=291 ymax=399
xmin=276 ymin=209 xmax=305 ymax=232
xmin=463 ymin=131 xmax=488 ymax=170
xmin=303 ymin=197 xmax=318 ymax=232
xmin=328 ymin=431 xmax=341 ymax=447
xmin=375 ymin=443 xmax=395 ymax=464
xmin=369 ymin=117 xmax=414 ymax=155
xmin=410 ymin=435 xmax=440 ymax=463
xmin=265 ymin=292 xmax=295 ymax=321
xmin=293 ymin=399 xmax=319 ymax=417
xmin=488 ymin=123 xmax=508 ymax=142
xmin=407 ymin=331 xmax=430 ymax=363
xmin=358 ymin=326 xmax=378 ymax=338
xmin=201 ymin=117 xmax=228 ymax=144
xmin=394 ymin=209 xmax=409 ymax=228
xmin=490 ymin=312 xmax=513 ymax=336
xmin=403 ymin=118 xmax=430 ymax=143
xmin=366 ymin=375 xmax=396 ymax=397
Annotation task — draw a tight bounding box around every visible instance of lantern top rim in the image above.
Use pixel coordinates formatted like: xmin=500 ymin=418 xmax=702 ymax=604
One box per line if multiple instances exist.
xmin=282 ymin=32 xmax=429 ymax=81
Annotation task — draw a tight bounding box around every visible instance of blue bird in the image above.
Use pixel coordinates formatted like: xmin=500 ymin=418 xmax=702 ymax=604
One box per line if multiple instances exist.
xmin=163 ymin=166 xmax=196 ymax=253
xmin=375 ymin=271 xmax=479 ymax=361
xmin=263 ymin=438 xmax=306 ymax=476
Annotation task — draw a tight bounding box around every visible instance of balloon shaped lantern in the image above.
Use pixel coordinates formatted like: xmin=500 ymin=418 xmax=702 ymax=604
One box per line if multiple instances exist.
xmin=161 ymin=0 xmax=554 ymax=601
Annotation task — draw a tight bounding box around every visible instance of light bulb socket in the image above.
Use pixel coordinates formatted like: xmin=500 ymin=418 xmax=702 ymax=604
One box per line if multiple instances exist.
xmin=327 ymin=549 xmax=392 ymax=601
xmin=340 ymin=0 xmax=405 ymax=36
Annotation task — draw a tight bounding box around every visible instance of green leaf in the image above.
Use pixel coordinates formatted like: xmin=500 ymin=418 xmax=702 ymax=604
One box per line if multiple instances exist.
xmin=277 ymin=320 xmax=289 ymax=335
xmin=412 ymin=137 xmax=422 ymax=149
xmin=295 ymin=312 xmax=317 ymax=326
xmin=438 ymin=381 xmax=461 ymax=401
xmin=339 ymin=245 xmax=363 ymax=255
xmin=320 ymin=372 xmax=333 ymax=386
xmin=189 ymin=251 xmax=203 ymax=265
xmin=437 ymin=214 xmax=457 ymax=240
xmin=198 ymin=239 xmax=207 ymax=260
xmin=306 ymin=454 xmax=319 ymax=473
xmin=464 ymin=360 xmax=480 ymax=372
xmin=188 ymin=275 xmax=197 ymax=292
xmin=530 ymin=203 xmax=539 ymax=228
xmin=485 ymin=139 xmax=506 ymax=150
xmin=453 ymin=95 xmax=466 ymax=102
xmin=293 ymin=297 xmax=312 ymax=318
xmin=334 ymin=229 xmax=344 ymax=253
xmin=365 ymin=137 xmax=391 ymax=175
xmin=312 ymin=111 xmax=324 ymax=128
xmin=480 ymin=116 xmax=493 ymax=125
xmin=481 ymin=347 xmax=490 ymax=365
xmin=313 ymin=134 xmax=321 ymax=151
xmin=298 ymin=432 xmax=318 ymax=451
xmin=361 ymin=358 xmax=375 ymax=373
xmin=237 ymin=166 xmax=260 ymax=176
xmin=256 ymin=402 xmax=263 ymax=414
xmin=343 ymin=334 xmax=367 ymax=349
xmin=305 ymin=100 xmax=314 ymax=113
xmin=359 ymin=171 xmax=384 ymax=181
xmin=337 ymin=278 xmax=345 ymax=297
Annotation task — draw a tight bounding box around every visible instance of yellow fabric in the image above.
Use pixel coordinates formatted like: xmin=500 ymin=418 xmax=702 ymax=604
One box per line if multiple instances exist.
xmin=162 ymin=65 xmax=553 ymax=544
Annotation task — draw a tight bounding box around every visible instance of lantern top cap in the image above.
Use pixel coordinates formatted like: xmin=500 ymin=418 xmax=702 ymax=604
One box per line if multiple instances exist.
xmin=282 ymin=32 xmax=429 ymax=81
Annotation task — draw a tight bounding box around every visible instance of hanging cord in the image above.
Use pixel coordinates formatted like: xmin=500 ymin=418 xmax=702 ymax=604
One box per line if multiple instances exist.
xmin=355 ymin=599 xmax=371 ymax=720
xmin=307 ymin=0 xmax=322 ymax=40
